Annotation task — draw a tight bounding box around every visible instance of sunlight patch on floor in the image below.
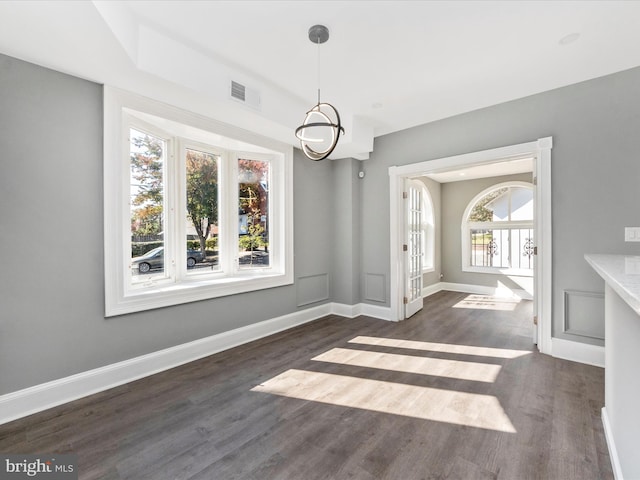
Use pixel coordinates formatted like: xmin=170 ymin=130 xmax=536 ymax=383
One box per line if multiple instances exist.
xmin=312 ymin=348 xmax=501 ymax=383
xmin=348 ymin=336 xmax=531 ymax=359
xmin=252 ymin=369 xmax=516 ymax=433
xmin=452 ymin=294 xmax=520 ymax=311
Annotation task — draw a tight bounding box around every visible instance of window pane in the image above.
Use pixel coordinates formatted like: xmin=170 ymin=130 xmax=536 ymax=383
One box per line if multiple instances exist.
xmin=470 ymin=229 xmax=491 ymax=267
xmin=510 ymin=187 xmax=533 ymax=221
xmin=129 ymin=129 xmax=166 ymax=282
xmin=238 ymin=158 xmax=270 ymax=269
xmin=186 ymin=148 xmax=220 ymax=274
xmin=468 ymin=187 xmax=508 ymax=222
xmin=470 ymin=228 xmax=509 ymax=268
xmin=470 ymin=228 xmax=534 ymax=270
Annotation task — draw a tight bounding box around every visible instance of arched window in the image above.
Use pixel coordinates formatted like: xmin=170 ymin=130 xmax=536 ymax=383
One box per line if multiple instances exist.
xmin=461 ymin=181 xmax=533 ymax=276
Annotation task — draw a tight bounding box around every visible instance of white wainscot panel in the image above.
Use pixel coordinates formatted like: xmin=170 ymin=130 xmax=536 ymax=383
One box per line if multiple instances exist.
xmin=296 ymin=273 xmax=329 ymax=307
xmin=364 ymin=273 xmax=386 ymax=303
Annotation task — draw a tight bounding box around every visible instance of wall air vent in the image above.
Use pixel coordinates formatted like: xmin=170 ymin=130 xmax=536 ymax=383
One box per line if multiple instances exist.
xmin=229 ymin=80 xmax=261 ymax=110
xmin=231 ymin=81 xmax=245 ymax=102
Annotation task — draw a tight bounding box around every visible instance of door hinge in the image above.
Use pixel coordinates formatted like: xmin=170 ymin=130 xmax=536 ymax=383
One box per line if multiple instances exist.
xmin=533 ymin=315 xmax=538 ymax=325
xmin=403 ymin=297 xmax=408 ymax=304
xmin=533 ymin=176 xmax=538 ymax=186
xmin=534 ymin=246 xmax=538 ymax=255
xmin=403 ymin=191 xmax=408 ymax=199
xmin=403 ymin=244 xmax=408 ymax=252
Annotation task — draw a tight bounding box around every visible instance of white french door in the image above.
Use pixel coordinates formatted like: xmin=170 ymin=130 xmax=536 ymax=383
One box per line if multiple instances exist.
xmin=404 ymin=180 xmax=424 ymax=318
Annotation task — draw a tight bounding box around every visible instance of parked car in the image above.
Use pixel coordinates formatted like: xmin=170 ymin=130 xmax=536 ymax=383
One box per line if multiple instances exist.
xmin=132 ymin=246 xmax=205 ymax=273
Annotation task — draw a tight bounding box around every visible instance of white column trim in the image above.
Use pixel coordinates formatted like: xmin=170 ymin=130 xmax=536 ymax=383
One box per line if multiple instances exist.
xmin=388 ymin=166 xmax=404 ymax=321
xmin=535 ymin=136 xmax=553 ymax=355
xmin=602 ymin=407 xmax=624 ymax=480
xmin=551 ymin=337 xmax=604 ymax=368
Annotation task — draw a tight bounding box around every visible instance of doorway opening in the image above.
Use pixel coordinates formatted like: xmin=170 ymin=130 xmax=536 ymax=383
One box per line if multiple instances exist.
xmin=389 ymin=137 xmax=552 ymax=355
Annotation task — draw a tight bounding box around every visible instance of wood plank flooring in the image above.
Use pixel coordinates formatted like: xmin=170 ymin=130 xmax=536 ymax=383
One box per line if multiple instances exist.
xmin=0 ymin=291 xmax=613 ymax=479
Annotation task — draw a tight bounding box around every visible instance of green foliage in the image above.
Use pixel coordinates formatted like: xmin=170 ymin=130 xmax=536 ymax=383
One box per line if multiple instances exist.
xmin=187 ymin=238 xmax=218 ymax=251
xmin=186 ymin=149 xmax=219 ymax=254
xmin=471 ymin=232 xmax=493 ymax=246
xmin=131 ymin=147 xmax=270 ymax=257
xmin=206 ymin=237 xmax=218 ymax=250
xmin=239 ymin=210 xmax=268 ymax=256
xmin=131 ymin=205 xmax=163 ymax=236
xmin=130 ymin=131 xmax=164 ymax=236
xmin=239 ymin=232 xmax=267 ymax=251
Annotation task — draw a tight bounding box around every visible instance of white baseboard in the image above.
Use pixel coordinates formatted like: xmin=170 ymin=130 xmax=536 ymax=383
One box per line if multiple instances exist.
xmin=428 ymin=283 xmax=603 ymax=368
xmin=330 ymin=302 xmax=393 ymax=321
xmin=0 ymin=293 xmax=601 ymax=426
xmin=422 ymin=281 xmax=531 ymax=300
xmin=358 ymin=303 xmax=393 ymax=321
xmin=602 ymin=407 xmax=624 ymax=480
xmin=439 ymin=282 xmax=533 ymax=300
xmin=0 ymin=302 xmax=393 ymax=425
xmin=0 ymin=303 xmax=336 ymax=426
xmin=551 ymin=338 xmax=605 ymax=368
xmin=331 ymin=302 xmax=360 ymax=318
xmin=422 ymin=282 xmax=444 ymax=298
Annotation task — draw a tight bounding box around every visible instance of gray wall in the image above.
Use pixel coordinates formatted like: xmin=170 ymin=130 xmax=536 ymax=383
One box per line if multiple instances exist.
xmin=3 ymin=53 xmax=640 ymax=395
xmin=331 ymin=158 xmax=362 ymax=305
xmin=0 ymin=54 xmax=335 ymax=395
xmin=440 ymin=173 xmax=532 ymax=289
xmin=361 ymin=66 xmax=640 ymax=347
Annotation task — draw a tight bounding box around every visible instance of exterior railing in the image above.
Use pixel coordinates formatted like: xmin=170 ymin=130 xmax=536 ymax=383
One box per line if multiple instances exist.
xmin=470 ymin=228 xmax=534 ymax=270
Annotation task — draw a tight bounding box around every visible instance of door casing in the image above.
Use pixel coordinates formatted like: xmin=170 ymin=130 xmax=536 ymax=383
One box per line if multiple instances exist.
xmin=388 ymin=137 xmax=552 ymax=354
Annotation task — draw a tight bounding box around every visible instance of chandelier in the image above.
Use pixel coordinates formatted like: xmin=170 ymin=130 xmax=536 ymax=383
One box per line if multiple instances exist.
xmin=295 ymin=25 xmax=345 ymax=161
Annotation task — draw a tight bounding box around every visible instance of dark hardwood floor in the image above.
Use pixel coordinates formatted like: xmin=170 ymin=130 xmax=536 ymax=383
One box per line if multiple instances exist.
xmin=0 ymin=291 xmax=612 ymax=479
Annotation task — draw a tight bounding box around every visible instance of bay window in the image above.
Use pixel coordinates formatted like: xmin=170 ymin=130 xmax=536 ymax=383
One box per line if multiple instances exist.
xmin=104 ymin=88 xmax=293 ymax=316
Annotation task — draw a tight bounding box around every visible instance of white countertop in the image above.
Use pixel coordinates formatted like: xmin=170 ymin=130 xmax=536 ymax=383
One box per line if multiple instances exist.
xmin=585 ymin=254 xmax=640 ymax=315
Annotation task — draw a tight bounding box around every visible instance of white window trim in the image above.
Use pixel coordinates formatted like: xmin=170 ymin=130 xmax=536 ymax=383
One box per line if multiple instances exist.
xmin=104 ymin=87 xmax=293 ymax=316
xmin=461 ymin=181 xmax=533 ymax=277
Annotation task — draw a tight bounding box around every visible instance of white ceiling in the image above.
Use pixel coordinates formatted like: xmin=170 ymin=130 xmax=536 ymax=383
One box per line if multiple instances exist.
xmin=424 ymin=158 xmax=533 ymax=184
xmin=1 ymin=1 xmax=640 ymax=160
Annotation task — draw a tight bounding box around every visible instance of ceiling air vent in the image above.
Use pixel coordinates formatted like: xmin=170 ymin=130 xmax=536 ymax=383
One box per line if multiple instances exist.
xmin=229 ymin=80 xmax=261 ymax=110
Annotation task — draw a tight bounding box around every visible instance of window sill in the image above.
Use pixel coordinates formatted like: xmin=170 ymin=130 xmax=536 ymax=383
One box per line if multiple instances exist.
xmin=462 ymin=266 xmax=533 ymax=277
xmin=106 ymin=272 xmax=293 ymax=317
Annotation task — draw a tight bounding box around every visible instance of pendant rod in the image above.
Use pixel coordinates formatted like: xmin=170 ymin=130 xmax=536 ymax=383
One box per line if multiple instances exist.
xmin=309 ymin=24 xmax=329 ymax=106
